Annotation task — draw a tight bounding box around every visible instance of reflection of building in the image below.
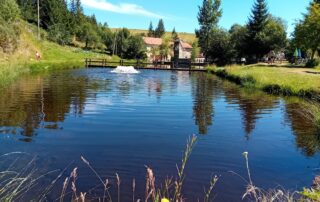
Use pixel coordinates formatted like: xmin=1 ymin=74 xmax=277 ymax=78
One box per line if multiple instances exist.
xmin=143 ymin=37 xmax=192 ymax=62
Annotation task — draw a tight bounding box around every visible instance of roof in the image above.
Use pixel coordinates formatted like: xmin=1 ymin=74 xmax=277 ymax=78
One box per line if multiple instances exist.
xmin=143 ymin=37 xmax=192 ymax=49
xmin=181 ymin=42 xmax=192 ymax=49
xmin=143 ymin=37 xmax=163 ymax=46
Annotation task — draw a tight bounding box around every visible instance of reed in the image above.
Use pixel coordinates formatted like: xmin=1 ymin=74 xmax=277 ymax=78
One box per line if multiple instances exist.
xmin=2 ymin=137 xmax=316 ymax=202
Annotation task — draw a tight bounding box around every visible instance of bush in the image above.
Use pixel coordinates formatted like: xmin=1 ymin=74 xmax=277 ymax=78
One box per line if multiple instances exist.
xmin=306 ymin=59 xmax=320 ymax=68
xmin=0 ymin=0 xmax=20 ymax=22
xmin=0 ymin=22 xmax=20 ymax=53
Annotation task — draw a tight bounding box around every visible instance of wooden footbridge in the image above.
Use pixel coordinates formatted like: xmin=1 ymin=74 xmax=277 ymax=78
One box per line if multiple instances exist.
xmin=85 ymin=58 xmax=208 ymax=72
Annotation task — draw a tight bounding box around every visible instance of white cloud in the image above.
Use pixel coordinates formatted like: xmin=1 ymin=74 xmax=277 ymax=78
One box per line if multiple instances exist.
xmin=82 ymin=0 xmax=164 ymax=19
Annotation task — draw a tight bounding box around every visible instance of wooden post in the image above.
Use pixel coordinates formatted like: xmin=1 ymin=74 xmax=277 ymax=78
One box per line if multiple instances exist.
xmin=37 ymin=0 xmax=40 ymax=40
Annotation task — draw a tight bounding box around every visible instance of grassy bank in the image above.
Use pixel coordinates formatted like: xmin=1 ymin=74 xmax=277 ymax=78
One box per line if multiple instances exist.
xmin=0 ymin=22 xmax=119 ymax=87
xmin=208 ymin=65 xmax=320 ymax=100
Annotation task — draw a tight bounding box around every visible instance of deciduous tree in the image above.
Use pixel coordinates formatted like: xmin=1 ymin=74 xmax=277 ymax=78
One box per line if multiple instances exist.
xmin=196 ymin=0 xmax=222 ymax=59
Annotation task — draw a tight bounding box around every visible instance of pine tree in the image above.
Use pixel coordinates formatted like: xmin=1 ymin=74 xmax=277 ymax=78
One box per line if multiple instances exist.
xmin=245 ymin=0 xmax=269 ymax=60
xmin=147 ymin=22 xmax=154 ymax=37
xmin=172 ymin=27 xmax=178 ymax=40
xmin=196 ymin=0 xmax=222 ymax=59
xmin=70 ymin=0 xmax=76 ymax=14
xmin=155 ymin=19 xmax=165 ymax=38
xmin=75 ymin=0 xmax=83 ymax=16
xmin=247 ymin=0 xmax=268 ymax=35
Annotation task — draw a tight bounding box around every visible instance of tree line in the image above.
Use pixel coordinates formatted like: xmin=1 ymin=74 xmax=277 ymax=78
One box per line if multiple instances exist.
xmin=197 ymin=0 xmax=320 ymax=67
xmin=0 ymin=0 xmax=147 ymax=59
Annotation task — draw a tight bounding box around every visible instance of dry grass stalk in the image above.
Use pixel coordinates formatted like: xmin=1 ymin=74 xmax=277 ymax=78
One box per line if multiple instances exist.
xmin=116 ymin=173 xmax=120 ymax=202
xmin=145 ymin=166 xmax=156 ymax=202
xmin=60 ymin=177 xmax=69 ymax=202
xmin=204 ymin=175 xmax=219 ymax=202
xmin=133 ymin=178 xmax=136 ymax=202
xmin=174 ymin=135 xmax=197 ymax=201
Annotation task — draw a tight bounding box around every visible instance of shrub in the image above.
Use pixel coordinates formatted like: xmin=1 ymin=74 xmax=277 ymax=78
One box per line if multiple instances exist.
xmin=0 ymin=21 xmax=20 ymax=53
xmin=0 ymin=0 xmax=20 ymax=22
xmin=306 ymin=59 xmax=320 ymax=68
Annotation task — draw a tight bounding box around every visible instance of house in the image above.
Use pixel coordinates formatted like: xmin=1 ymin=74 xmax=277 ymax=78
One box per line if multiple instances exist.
xmin=143 ymin=37 xmax=192 ymax=62
xmin=176 ymin=41 xmax=192 ymax=59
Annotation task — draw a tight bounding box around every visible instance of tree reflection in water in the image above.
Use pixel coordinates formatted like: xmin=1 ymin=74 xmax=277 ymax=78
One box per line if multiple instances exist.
xmin=285 ymin=99 xmax=320 ymax=157
xmin=221 ymin=82 xmax=278 ymax=139
xmin=191 ymin=73 xmax=217 ymax=135
xmin=0 ymin=73 xmax=103 ymax=139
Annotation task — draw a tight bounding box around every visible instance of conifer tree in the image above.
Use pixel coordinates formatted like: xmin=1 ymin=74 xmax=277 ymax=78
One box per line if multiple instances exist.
xmin=172 ymin=27 xmax=178 ymax=40
xmin=245 ymin=0 xmax=269 ymax=60
xmin=147 ymin=22 xmax=154 ymax=37
xmin=155 ymin=19 xmax=165 ymax=38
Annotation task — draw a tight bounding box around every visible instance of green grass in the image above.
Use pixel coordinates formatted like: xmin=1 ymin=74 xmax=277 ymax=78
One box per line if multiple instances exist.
xmin=209 ymin=65 xmax=320 ymax=100
xmin=0 ymin=22 xmax=120 ymax=87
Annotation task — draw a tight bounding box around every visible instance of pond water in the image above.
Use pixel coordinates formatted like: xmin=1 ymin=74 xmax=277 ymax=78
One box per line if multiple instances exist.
xmin=0 ymin=68 xmax=320 ymax=201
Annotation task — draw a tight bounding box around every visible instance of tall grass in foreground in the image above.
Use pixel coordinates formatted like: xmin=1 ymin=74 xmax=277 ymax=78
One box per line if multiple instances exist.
xmin=0 ymin=136 xmax=318 ymax=201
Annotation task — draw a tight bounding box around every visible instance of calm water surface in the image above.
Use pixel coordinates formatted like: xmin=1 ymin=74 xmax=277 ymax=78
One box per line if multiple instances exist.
xmin=0 ymin=68 xmax=320 ymax=201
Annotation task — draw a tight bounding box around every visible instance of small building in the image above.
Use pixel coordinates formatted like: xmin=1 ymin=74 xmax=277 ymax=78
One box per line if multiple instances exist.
xmin=143 ymin=37 xmax=192 ymax=62
xmin=195 ymin=53 xmax=206 ymax=63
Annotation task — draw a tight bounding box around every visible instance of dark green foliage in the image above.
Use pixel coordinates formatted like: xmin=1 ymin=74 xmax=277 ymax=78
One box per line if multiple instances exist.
xmin=147 ymin=22 xmax=154 ymax=37
xmin=172 ymin=27 xmax=178 ymax=40
xmin=207 ymin=28 xmax=234 ymax=66
xmin=245 ymin=0 xmax=269 ymax=60
xmin=155 ymin=19 xmax=165 ymax=37
xmin=229 ymin=24 xmax=247 ymax=58
xmin=78 ymin=22 xmax=100 ymax=49
xmin=306 ymin=59 xmax=320 ymax=68
xmin=196 ymin=0 xmax=222 ymax=59
xmin=48 ymin=23 xmax=72 ymax=45
xmin=124 ymin=35 xmax=146 ymax=59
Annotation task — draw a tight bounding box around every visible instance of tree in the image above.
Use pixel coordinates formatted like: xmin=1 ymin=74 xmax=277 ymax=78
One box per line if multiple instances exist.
xmin=260 ymin=16 xmax=287 ymax=52
xmin=159 ymin=37 xmax=170 ymax=61
xmin=172 ymin=27 xmax=178 ymax=40
xmin=196 ymin=0 xmax=222 ymax=59
xmin=191 ymin=41 xmax=200 ymax=62
xmin=155 ymin=19 xmax=165 ymax=38
xmin=245 ymin=0 xmax=269 ymax=61
xmin=124 ymin=35 xmax=146 ymax=59
xmin=207 ymin=28 xmax=234 ymax=66
xmin=78 ymin=22 xmax=100 ymax=48
xmin=293 ymin=1 xmax=320 ymax=60
xmin=147 ymin=22 xmax=154 ymax=37
xmin=229 ymin=24 xmax=247 ymax=59
xmin=48 ymin=23 xmax=72 ymax=45
xmin=16 ymin=0 xmax=36 ymax=23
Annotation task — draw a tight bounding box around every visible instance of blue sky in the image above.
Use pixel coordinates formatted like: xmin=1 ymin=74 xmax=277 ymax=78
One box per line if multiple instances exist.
xmin=82 ymin=0 xmax=311 ymax=35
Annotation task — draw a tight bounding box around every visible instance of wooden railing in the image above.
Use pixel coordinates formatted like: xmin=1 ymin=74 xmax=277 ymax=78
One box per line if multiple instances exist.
xmin=85 ymin=58 xmax=208 ymax=71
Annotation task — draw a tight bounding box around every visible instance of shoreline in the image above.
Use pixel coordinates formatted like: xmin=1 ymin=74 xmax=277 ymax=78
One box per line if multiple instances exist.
xmin=207 ymin=65 xmax=320 ymax=101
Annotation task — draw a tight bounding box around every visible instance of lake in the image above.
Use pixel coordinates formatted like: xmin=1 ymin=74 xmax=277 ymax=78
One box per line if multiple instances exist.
xmin=0 ymin=68 xmax=319 ymax=201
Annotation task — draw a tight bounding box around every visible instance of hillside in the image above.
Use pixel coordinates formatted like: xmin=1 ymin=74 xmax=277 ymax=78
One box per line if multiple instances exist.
xmin=111 ymin=28 xmax=197 ymax=44
xmin=0 ymin=22 xmax=117 ymax=86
